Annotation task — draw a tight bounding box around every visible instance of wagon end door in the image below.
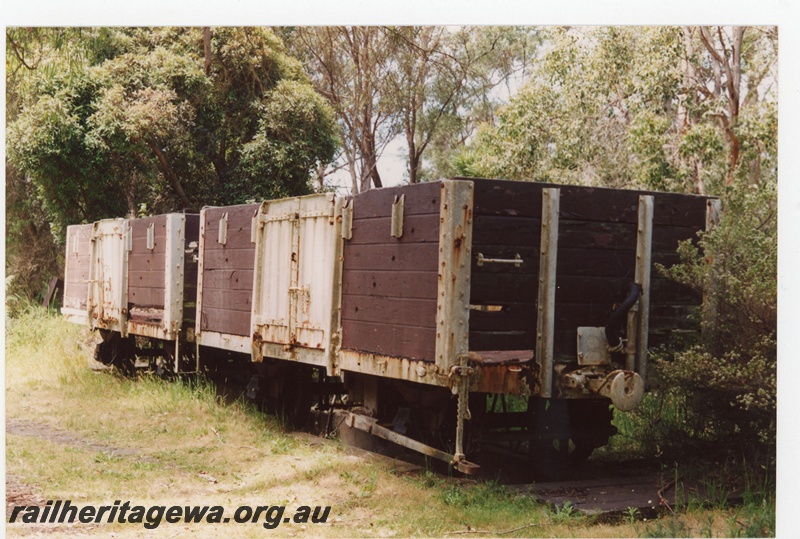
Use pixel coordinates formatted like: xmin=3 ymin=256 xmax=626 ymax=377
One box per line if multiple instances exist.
xmin=89 ymin=219 xmax=129 ymax=334
xmin=252 ymin=193 xmax=339 ymax=363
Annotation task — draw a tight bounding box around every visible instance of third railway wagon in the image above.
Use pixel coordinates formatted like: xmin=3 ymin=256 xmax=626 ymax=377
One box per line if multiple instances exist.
xmin=63 ymin=177 xmax=717 ymax=474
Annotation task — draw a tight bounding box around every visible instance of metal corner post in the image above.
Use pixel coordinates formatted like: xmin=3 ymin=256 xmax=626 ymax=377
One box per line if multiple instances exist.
xmin=194 ymin=208 xmax=207 ymax=365
xmin=634 ymin=195 xmax=654 ymax=382
xmin=536 ymin=188 xmax=560 ymax=398
xmin=434 ymin=179 xmax=476 ymax=471
xmin=250 ymin=202 xmax=268 ymax=363
xmin=434 ymin=179 xmax=474 ymax=375
xmin=327 ymin=195 xmax=345 ymax=376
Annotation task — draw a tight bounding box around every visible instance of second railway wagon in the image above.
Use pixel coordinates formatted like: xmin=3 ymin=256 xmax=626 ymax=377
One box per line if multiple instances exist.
xmin=65 ymin=213 xmax=200 ymax=372
xmin=63 ymin=177 xmax=716 ymax=474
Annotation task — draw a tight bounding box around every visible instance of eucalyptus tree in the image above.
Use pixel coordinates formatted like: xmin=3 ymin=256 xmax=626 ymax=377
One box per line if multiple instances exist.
xmin=293 ymin=26 xmax=398 ymax=193
xmin=6 ymin=27 xmax=113 ymax=302
xmin=291 ymin=26 xmax=538 ymax=192
xmin=383 ymin=26 xmax=539 ymax=184
xmin=457 ymin=26 xmax=777 ymax=196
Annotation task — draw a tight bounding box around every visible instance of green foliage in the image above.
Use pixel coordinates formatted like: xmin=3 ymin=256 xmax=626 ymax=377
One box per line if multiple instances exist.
xmin=7 ymin=27 xmax=338 ymax=303
xmin=458 ymin=27 xmax=687 ymax=187
xmin=548 ymin=501 xmax=580 ymax=524
xmin=655 ymin=180 xmax=776 ymax=447
xmin=457 ymin=26 xmax=777 ymax=196
xmin=237 ymin=79 xmax=338 ymax=201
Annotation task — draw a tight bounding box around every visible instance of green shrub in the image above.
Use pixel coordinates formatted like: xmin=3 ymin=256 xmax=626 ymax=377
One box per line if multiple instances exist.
xmin=654 ymin=180 xmax=777 ymax=450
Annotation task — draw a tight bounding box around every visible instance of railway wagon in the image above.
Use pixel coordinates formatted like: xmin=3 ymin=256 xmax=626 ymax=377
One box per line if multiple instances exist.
xmin=62 ymin=177 xmax=716 ymax=474
xmin=332 ymin=178 xmax=715 ymax=472
xmin=62 ymin=213 xmax=200 ymax=372
xmin=194 ymin=194 xmax=343 ymax=411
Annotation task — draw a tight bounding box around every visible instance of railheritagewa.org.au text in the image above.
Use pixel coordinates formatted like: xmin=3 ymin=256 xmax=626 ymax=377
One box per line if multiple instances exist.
xmin=9 ymin=500 xmax=331 ymax=529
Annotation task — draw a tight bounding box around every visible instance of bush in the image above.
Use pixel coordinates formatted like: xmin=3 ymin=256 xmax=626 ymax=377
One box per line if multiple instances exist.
xmin=654 ymin=180 xmax=777 ymax=449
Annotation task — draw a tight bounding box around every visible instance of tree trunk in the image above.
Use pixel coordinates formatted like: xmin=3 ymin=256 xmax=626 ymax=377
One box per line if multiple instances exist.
xmin=148 ymin=139 xmax=195 ymax=211
xmin=203 ymin=27 xmax=213 ymax=76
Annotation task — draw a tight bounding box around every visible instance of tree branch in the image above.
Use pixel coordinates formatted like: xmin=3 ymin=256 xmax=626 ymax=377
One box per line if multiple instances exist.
xmin=7 ymin=32 xmax=36 ymax=71
xmin=147 ymin=139 xmax=195 ymax=211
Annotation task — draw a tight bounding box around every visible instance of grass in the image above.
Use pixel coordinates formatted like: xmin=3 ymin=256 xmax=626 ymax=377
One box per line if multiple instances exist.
xmin=602 ymin=390 xmax=776 ymax=537
xmin=5 ymin=306 xmax=775 ymax=537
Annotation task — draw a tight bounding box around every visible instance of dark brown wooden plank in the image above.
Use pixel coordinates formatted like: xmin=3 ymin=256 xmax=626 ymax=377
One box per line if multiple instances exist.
xmin=203 ymin=204 xmax=259 ymax=255
xmin=466 ymin=177 xmax=710 ymax=227
xmin=202 ymin=248 xmax=256 ymax=270
xmin=557 ymin=249 xmax=636 ymax=278
xmin=558 ymin=220 xmax=700 ymax=252
xmin=350 ymin=182 xmax=441 ymax=219
xmin=128 ymin=270 xmax=166 ymax=288
xmin=342 ymin=270 xmax=438 ymax=300
xmin=469 ymin=272 xmax=538 ymax=303
xmin=203 ymin=203 xmax=261 ymax=230
xmin=341 ymin=295 xmax=438 ymax=328
xmin=130 ymin=236 xmax=167 ymax=254
xmin=472 ymin=215 xmax=541 ymax=246
xmin=128 ymin=252 xmax=166 ymax=272
xmin=201 ymin=228 xmax=257 ymax=250
xmin=469 ymin=304 xmax=536 ymax=332
xmin=554 ymin=276 xmax=697 ymax=305
xmin=343 ymin=243 xmax=440 ymax=272
xmin=201 ymin=269 xmax=254 ymax=291
xmin=200 ymin=307 xmax=251 ymax=336
xmin=341 ymin=319 xmax=436 ymax=361
xmin=128 ymin=287 xmax=165 ymax=307
xmin=349 ymin=213 xmax=440 ymax=245
xmin=201 ymin=288 xmax=252 ymax=312
xmin=470 ymin=178 xmax=543 ymax=218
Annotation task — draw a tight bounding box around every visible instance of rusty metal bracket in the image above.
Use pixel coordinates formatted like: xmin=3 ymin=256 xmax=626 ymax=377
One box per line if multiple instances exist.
xmin=391 ymin=194 xmax=405 ymax=238
xmin=146 ymin=222 xmax=155 ymax=250
xmin=341 ymin=199 xmax=353 ymax=240
xmin=218 ymin=212 xmax=228 ymax=245
xmin=476 ymin=252 xmax=523 ymax=268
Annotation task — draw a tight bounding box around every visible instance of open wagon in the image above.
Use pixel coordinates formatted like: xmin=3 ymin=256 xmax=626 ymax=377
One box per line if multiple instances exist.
xmin=62 ymin=214 xmax=200 ymax=372
xmin=332 ymin=177 xmax=716 ymax=473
